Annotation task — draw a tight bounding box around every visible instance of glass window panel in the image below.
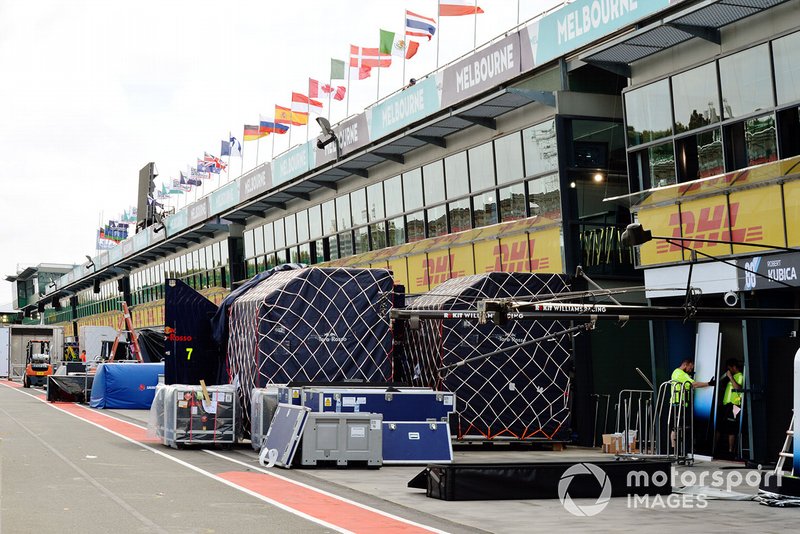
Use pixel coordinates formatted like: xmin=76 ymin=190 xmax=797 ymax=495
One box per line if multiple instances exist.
xmin=719 ymin=44 xmax=773 ymax=119
xmin=293 ymin=211 xmax=307 ymax=244
xmin=367 ymin=182 xmax=385 ymax=221
xmin=745 ymin=114 xmax=778 ymax=167
xmin=369 ymin=222 xmax=386 ymax=250
xmin=423 ymin=160 xmax=446 ymax=205
xmin=384 ymin=176 xmax=403 ymax=216
xmin=697 ymin=128 xmax=724 ymax=179
xmin=313 ymin=239 xmax=324 ymax=264
xmin=468 ymin=142 xmax=495 ymax=192
xmin=264 ymin=252 xmax=277 ymax=270
xmin=387 ymin=216 xmax=405 ymax=246
xmin=448 ymin=199 xmax=472 ymax=233
xmin=354 ymin=226 xmax=369 ymax=254
xmin=185 ymin=252 xmax=194 ymax=273
xmin=273 ymin=218 xmax=285 ymax=249
xmin=426 ymin=205 xmax=448 ymax=237
xmin=197 ymin=248 xmax=207 ymax=271
xmin=625 ymin=79 xmax=672 ymax=146
xmin=246 ymin=259 xmax=256 ymax=278
xmin=335 ymin=195 xmax=351 ymax=230
xmin=290 ymin=247 xmax=301 ymax=264
xmin=328 ymin=235 xmax=339 ymax=260
xmin=774 ymin=31 xmax=800 ymax=105
xmin=648 ymin=142 xmax=676 ymax=188
xmin=495 ymin=132 xmax=524 ymax=185
xmin=243 ymin=229 xmax=255 ymax=258
xmin=350 ymin=188 xmax=368 ymax=226
xmin=444 ymin=152 xmax=469 ymax=197
xmin=403 ymin=168 xmax=424 ymax=211
xmin=253 ymin=226 xmax=265 ymax=256
xmin=671 ymin=62 xmax=720 ymax=133
xmin=339 ymin=232 xmax=354 ymax=257
xmin=523 ymin=119 xmax=558 ymax=176
xmin=263 ymin=223 xmax=274 ymax=254
xmin=499 ymin=183 xmax=527 ymax=222
xmin=219 ymin=240 xmax=229 ymax=267
xmin=528 ymin=173 xmax=561 ymax=220
xmin=406 ymin=211 xmax=425 ymax=242
xmin=284 ymin=214 xmax=297 ymax=246
xmin=321 ymin=200 xmax=336 ymax=235
xmin=297 ymin=243 xmax=311 ymax=264
xmin=308 ymin=205 xmax=323 ymax=239
xmin=472 ymin=192 xmax=498 ymax=228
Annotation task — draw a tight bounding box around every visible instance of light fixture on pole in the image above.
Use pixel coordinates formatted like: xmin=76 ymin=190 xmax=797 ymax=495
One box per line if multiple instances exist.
xmin=84 ymin=255 xmax=96 ymax=270
xmin=315 ymin=117 xmax=341 ymax=161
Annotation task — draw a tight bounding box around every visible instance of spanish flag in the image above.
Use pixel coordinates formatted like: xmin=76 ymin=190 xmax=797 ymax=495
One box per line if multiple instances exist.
xmin=243 ymin=124 xmax=266 ymax=141
xmin=275 ymin=105 xmax=297 ymax=126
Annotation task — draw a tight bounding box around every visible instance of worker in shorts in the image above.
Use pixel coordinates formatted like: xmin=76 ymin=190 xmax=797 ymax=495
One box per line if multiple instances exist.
xmin=717 ymin=358 xmax=744 ymax=459
xmin=670 ymin=358 xmax=714 ymax=450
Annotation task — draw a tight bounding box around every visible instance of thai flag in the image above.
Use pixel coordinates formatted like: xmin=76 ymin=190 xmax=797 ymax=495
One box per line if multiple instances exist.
xmin=406 ymin=10 xmax=436 ymax=41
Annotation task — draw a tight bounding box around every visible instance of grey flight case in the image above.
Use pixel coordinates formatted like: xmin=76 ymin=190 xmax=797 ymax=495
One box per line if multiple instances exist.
xmin=299 ymin=411 xmax=383 ymax=468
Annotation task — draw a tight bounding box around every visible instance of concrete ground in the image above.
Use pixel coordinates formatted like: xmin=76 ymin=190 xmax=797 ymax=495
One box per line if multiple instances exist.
xmin=2 ymin=381 xmax=798 ymax=533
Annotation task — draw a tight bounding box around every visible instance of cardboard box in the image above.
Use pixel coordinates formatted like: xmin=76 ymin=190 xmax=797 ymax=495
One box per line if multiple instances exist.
xmin=602 ymin=433 xmax=623 ymax=454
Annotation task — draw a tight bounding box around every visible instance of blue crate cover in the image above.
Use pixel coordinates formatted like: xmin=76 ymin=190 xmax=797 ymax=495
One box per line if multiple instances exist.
xmin=226 ymin=267 xmax=396 ymax=432
xmin=90 ymin=362 xmax=165 ymax=409
xmin=164 ymin=278 xmax=224 ymax=385
xmin=401 ymin=273 xmax=572 ymax=441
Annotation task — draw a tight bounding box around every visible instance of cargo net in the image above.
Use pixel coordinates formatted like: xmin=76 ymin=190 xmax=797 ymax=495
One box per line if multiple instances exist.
xmin=401 ymin=272 xmax=572 ymax=441
xmin=227 ymin=267 xmax=395 ymax=432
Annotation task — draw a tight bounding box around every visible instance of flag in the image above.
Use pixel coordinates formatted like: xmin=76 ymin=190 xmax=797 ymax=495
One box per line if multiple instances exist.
xmin=184 ymin=169 xmax=202 ymax=187
xmin=229 ymin=135 xmax=243 ymax=157
xmin=309 ymin=78 xmax=321 ymax=98
xmin=157 ymin=184 xmax=169 ymax=199
xmin=333 ymin=85 xmax=346 ymax=101
xmin=291 ymin=92 xmax=323 ymax=125
xmin=439 ymin=0 xmax=484 ymax=16
xmin=168 ymin=180 xmax=184 ymax=195
xmin=331 ymin=58 xmax=345 ymax=80
xmin=406 ymin=10 xmax=436 ymax=41
xmin=349 ymin=64 xmax=372 ymax=80
xmin=204 ymin=152 xmax=227 ymax=171
xmin=244 ymin=124 xmax=265 ymax=141
xmin=190 ymin=167 xmax=207 ymax=182
xmin=175 ymin=177 xmax=192 ymax=192
xmin=350 ymin=45 xmax=391 ymax=68
xmin=379 ymin=29 xmax=420 ymax=59
xmin=221 ymin=139 xmax=230 ymax=157
xmin=275 ymin=105 xmax=297 ymax=125
xmin=259 ymin=116 xmax=290 ymax=134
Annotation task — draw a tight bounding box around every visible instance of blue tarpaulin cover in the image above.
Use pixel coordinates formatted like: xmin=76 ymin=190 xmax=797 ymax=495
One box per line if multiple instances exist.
xmin=90 ymin=362 xmax=165 ymax=409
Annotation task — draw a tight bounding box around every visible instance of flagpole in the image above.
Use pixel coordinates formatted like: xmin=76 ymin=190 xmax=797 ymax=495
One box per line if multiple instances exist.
xmin=473 ymin=0 xmax=478 ymax=50
xmin=327 ymin=78 xmax=332 ymax=122
xmin=436 ymin=1 xmax=441 ymax=68
xmin=346 ymin=64 xmax=352 ymax=117
xmin=376 ymin=32 xmax=381 ymax=102
xmin=240 ymin=128 xmax=245 ymax=177
xmin=402 ymin=12 xmax=407 ymax=86
xmin=255 ymin=136 xmax=261 ymax=167
xmin=271 ymin=132 xmax=276 ymax=161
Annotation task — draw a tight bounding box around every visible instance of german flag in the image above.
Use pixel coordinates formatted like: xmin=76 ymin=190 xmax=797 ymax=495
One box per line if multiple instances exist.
xmin=243 ymin=124 xmax=266 ymax=141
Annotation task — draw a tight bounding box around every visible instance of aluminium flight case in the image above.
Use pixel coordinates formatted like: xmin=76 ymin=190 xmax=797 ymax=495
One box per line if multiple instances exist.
xmin=162 ymin=384 xmax=239 ymax=448
xmin=251 ymin=386 xmax=283 ymax=450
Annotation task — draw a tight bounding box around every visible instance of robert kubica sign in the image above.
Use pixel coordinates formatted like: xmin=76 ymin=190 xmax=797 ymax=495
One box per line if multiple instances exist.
xmin=739 ymin=253 xmax=800 ymax=291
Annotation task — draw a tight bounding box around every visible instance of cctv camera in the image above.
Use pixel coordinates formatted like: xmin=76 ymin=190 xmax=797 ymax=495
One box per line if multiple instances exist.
xmin=724 ymin=291 xmax=739 ymax=307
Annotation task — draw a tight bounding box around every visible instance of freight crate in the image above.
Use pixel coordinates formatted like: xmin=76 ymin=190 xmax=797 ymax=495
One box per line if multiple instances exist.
xmin=160 ymin=384 xmax=239 ymax=448
xmin=382 ymin=421 xmax=453 ymax=464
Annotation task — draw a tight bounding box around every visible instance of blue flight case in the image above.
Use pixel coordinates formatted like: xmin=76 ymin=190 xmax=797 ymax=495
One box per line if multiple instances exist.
xmin=382 ymin=421 xmax=453 ymax=464
xmin=299 ymin=387 xmax=455 ymax=422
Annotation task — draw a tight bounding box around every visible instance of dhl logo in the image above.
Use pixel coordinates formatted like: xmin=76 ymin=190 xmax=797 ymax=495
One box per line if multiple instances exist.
xmin=488 ymin=238 xmax=550 ymax=272
xmin=655 ymin=201 xmax=763 ymax=254
xmin=415 ymin=254 xmax=465 ymax=287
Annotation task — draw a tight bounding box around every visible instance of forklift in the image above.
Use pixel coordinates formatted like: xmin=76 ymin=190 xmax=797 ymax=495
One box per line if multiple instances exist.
xmin=23 ymin=340 xmax=53 ymax=388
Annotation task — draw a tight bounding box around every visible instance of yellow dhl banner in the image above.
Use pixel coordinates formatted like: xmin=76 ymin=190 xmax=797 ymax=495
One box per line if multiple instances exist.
xmin=784 ymin=180 xmax=800 ymax=248
xmin=636 ymin=185 xmax=786 ymax=266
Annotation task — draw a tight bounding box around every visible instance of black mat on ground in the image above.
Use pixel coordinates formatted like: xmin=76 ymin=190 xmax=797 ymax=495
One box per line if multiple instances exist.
xmin=47 ymin=375 xmax=94 ymax=403
xmin=409 ymin=460 xmax=672 ymax=501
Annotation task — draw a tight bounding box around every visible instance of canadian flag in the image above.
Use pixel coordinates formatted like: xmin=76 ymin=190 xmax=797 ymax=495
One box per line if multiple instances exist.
xmin=439 ymin=0 xmax=484 ymax=17
xmin=309 ymin=79 xmax=346 ymax=100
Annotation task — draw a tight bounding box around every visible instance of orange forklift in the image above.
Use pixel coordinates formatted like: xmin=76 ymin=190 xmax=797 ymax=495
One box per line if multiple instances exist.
xmin=23 ymin=340 xmax=53 ymax=388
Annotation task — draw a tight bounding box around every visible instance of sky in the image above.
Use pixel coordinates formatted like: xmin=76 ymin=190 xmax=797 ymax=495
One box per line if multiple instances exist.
xmin=0 ymin=0 xmax=565 ymax=307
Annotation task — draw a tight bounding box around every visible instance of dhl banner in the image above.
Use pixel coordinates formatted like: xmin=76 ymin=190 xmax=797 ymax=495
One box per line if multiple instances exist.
xmin=728 ymin=187 xmax=783 ymax=255
xmin=450 ymin=244 xmax=476 ymax=280
xmin=635 ymin=182 xmax=790 ymax=267
xmin=785 ymin=180 xmax=800 ymax=248
xmin=388 ymin=257 xmax=408 ymax=289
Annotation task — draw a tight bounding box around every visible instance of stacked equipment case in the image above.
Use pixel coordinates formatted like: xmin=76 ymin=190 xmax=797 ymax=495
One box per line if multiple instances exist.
xmin=150 ymin=384 xmax=240 ymax=448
